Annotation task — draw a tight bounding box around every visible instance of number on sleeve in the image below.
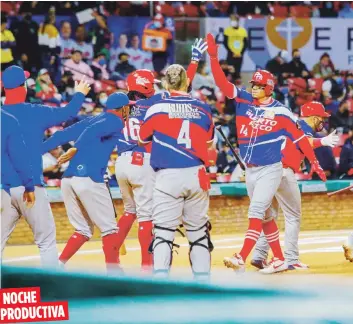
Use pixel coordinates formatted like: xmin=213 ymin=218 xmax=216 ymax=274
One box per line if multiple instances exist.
xmin=177 ymin=120 xmax=192 ymax=149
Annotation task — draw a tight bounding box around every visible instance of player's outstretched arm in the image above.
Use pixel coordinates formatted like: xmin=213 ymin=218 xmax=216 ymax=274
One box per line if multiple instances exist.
xmin=206 ymin=33 xmax=236 ymax=99
xmin=285 ymin=115 xmax=327 ymax=182
xmin=186 ymin=38 xmax=208 ymax=82
xmin=42 ymin=117 xmax=91 ymax=153
xmin=37 ymin=78 xmax=91 ymax=129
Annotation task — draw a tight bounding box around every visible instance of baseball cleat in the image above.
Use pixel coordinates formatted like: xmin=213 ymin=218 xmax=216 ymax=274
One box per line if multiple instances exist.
xmin=288 ymin=262 xmax=309 ymax=270
xmin=223 ymin=253 xmax=245 ymax=272
xmin=250 ymin=259 xmax=268 ymax=270
xmin=343 ymin=245 xmax=353 ymax=262
xmin=259 ymin=258 xmax=288 ymax=274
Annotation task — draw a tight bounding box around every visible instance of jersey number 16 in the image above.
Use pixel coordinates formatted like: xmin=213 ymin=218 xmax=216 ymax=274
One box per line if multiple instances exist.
xmin=123 ymin=118 xmax=140 ymax=141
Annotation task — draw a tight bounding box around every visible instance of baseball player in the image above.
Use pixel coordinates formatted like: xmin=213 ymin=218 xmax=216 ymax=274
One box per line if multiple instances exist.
xmin=138 ymin=64 xmax=215 ymax=279
xmin=113 ymin=39 xmax=208 ymax=270
xmin=1 ymin=110 xmax=36 ymax=259
xmin=42 ymin=93 xmax=131 ymax=272
xmin=206 ymin=34 xmax=326 ymax=274
xmin=251 ymin=101 xmax=340 ymax=270
xmin=1 ymin=65 xmax=90 ymax=267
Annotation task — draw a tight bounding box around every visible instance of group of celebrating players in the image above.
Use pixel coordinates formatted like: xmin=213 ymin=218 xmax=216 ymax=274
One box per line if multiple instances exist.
xmin=1 ymin=34 xmax=352 ymax=279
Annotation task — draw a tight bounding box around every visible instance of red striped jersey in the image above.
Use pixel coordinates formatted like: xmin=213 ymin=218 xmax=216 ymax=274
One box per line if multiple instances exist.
xmin=231 ymin=87 xmax=306 ymax=166
xmin=139 ymin=92 xmax=214 ymax=170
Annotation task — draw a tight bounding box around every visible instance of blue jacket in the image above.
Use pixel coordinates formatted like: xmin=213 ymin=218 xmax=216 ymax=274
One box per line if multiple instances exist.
xmin=2 ymin=93 xmax=85 ymax=187
xmin=1 ymin=110 xmax=34 ymax=194
xmin=43 ymin=112 xmax=124 ymax=183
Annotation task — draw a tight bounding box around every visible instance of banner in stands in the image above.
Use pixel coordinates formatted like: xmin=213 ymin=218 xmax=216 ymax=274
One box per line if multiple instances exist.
xmin=205 ymin=18 xmax=353 ymax=71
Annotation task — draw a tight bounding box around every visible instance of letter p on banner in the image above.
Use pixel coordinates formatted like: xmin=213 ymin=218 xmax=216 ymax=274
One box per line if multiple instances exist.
xmin=0 ymin=287 xmax=69 ymax=323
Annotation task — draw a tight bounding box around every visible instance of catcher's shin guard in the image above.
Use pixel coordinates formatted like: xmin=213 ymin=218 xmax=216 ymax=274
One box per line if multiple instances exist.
xmin=186 ymin=221 xmax=214 ymax=278
xmin=149 ymin=225 xmax=184 ymax=276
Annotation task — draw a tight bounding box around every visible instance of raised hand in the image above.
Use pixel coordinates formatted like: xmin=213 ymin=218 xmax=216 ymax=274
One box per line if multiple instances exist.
xmin=191 ymin=38 xmax=208 ymax=62
xmin=206 ymin=33 xmax=219 ymax=59
xmin=58 ymin=147 xmax=78 ymax=165
xmin=74 ymin=77 xmax=91 ymax=96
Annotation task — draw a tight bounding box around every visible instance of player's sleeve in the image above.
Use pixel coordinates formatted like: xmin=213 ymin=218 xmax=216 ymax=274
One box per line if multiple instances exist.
xmin=281 ymin=111 xmax=317 ymax=163
xmin=75 ymin=115 xmax=123 ymax=148
xmin=35 ymin=92 xmax=85 ymax=129
xmin=42 ymin=117 xmax=91 ymax=153
xmin=186 ymin=61 xmax=198 ymax=83
xmin=209 ymin=57 xmax=236 ymax=99
xmin=139 ymin=118 xmax=154 ymax=144
xmin=7 ymin=117 xmax=35 ymax=192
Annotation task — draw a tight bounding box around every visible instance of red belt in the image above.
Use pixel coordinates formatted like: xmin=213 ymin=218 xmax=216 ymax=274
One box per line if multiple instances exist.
xmin=246 ymin=163 xmax=259 ymax=168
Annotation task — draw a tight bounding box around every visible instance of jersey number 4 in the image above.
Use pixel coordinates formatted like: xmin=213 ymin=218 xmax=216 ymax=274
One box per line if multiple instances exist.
xmin=123 ymin=118 xmax=140 ymax=141
xmin=177 ymin=120 xmax=192 ymax=149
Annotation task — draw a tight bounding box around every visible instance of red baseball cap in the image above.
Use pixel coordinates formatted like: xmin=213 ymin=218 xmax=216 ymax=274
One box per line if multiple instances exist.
xmin=126 ymin=70 xmax=161 ymax=95
xmin=301 ymin=101 xmax=331 ymax=118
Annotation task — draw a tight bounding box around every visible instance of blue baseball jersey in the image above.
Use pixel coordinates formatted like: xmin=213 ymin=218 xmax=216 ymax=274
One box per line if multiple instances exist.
xmin=139 ymin=93 xmax=214 ymax=170
xmin=1 ymin=110 xmax=34 ymax=193
xmin=2 ymin=93 xmax=85 ymax=187
xmin=43 ymin=112 xmax=124 ymax=183
xmin=232 ymin=87 xmax=306 ymax=166
xmin=116 ymin=92 xmax=168 ymax=154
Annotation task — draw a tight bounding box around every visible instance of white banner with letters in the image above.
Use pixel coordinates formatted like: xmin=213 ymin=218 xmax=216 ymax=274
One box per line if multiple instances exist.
xmin=205 ymin=18 xmax=353 ymax=72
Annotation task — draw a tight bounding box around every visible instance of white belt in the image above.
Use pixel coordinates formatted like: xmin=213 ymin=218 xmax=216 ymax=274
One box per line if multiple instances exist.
xmin=120 ymin=151 xmax=151 ymax=158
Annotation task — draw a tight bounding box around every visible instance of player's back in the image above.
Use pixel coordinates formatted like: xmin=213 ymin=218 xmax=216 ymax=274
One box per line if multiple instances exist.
xmin=140 ymin=94 xmax=214 ymax=170
xmin=65 ymin=113 xmax=124 ymax=182
xmin=116 ymin=92 xmax=168 ymax=154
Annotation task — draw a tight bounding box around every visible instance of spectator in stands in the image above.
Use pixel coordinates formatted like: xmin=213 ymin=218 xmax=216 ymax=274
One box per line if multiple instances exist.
xmin=322 ymin=70 xmax=346 ymax=101
xmin=60 ymin=21 xmax=75 ymax=60
xmin=329 ymin=101 xmax=351 ymax=133
xmin=1 ymin=15 xmax=16 ymax=71
xmin=88 ymin=12 xmax=112 ymax=58
xmin=338 ymin=133 xmax=353 ymax=178
xmin=112 ymin=52 xmax=136 ymax=80
xmin=109 ymin=33 xmax=129 ymax=72
xmin=319 ymin=1 xmax=338 ymax=17
xmin=142 ymin=14 xmax=173 ymax=74
xmin=314 ymin=146 xmax=337 ymax=180
xmin=38 ymin=7 xmax=61 ymax=78
xmin=63 ymin=49 xmax=94 ymax=84
xmin=338 ymin=2 xmax=353 ymax=18
xmin=128 ymin=34 xmax=151 ymax=70
xmin=223 ymin=14 xmax=248 ymax=79
xmin=25 ymin=78 xmax=41 ymax=104
xmin=90 ymin=52 xmax=109 ymax=80
xmin=35 ymin=68 xmax=62 ymax=104
xmin=11 ymin=10 xmax=40 ymax=72
xmin=345 ymin=72 xmax=353 ymax=98
xmin=43 ymin=146 xmax=68 ymax=180
xmin=57 ymin=71 xmax=75 ymax=101
xmin=312 ymin=53 xmax=335 ymax=79
xmin=286 ymin=49 xmax=310 ymax=79
xmin=216 ymin=143 xmax=237 ymax=174
xmin=73 ymin=24 xmax=94 ymax=63
xmin=265 ymin=50 xmax=290 ymax=86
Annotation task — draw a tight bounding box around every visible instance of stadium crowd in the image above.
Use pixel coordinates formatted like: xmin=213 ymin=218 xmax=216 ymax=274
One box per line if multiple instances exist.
xmin=1 ymin=1 xmax=353 ymax=184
